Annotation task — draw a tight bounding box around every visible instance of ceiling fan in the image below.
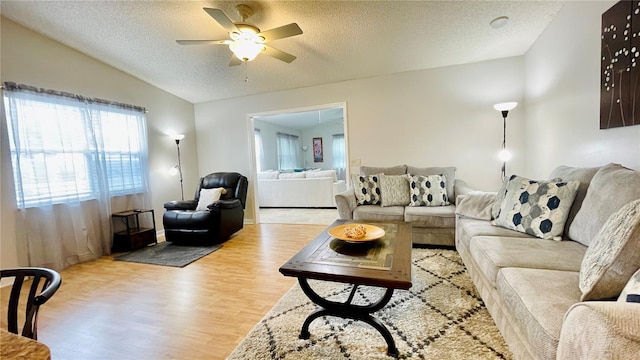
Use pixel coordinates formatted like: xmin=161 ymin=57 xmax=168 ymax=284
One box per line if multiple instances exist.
xmin=177 ymin=4 xmax=303 ymax=66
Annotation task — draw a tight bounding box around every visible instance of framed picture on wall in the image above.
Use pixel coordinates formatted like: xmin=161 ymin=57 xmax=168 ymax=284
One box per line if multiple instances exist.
xmin=313 ymin=137 xmax=323 ymax=162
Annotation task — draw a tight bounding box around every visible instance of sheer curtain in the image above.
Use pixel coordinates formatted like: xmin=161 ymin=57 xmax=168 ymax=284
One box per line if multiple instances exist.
xmin=276 ymin=132 xmax=301 ymax=170
xmin=332 ymin=134 xmax=346 ymax=180
xmin=254 ymin=128 xmax=265 ymax=172
xmin=2 ymin=82 xmax=151 ymax=271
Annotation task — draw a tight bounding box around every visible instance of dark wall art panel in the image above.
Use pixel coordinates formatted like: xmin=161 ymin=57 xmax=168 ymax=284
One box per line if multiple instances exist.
xmin=601 ymin=1 xmax=640 ymax=129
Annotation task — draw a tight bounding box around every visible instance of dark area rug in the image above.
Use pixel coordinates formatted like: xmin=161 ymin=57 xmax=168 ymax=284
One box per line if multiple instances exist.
xmin=114 ymin=241 xmax=221 ymax=267
xmin=228 ymin=248 xmax=512 ymax=360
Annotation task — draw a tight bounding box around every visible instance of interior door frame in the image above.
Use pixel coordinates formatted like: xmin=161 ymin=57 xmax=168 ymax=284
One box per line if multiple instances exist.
xmin=246 ymin=102 xmax=349 ymax=224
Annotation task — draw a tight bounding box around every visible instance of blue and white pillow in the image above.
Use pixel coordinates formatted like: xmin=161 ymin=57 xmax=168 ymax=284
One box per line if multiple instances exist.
xmin=408 ymin=174 xmax=449 ymax=207
xmin=351 ymin=174 xmax=381 ymax=205
xmin=494 ymin=176 xmax=579 ymax=240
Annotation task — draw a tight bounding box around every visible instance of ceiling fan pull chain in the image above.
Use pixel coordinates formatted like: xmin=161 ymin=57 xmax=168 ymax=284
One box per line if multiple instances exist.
xmin=244 ymin=61 xmax=249 ymax=82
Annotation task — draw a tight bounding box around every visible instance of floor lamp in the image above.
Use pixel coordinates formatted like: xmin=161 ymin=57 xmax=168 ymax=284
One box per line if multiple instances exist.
xmin=169 ymin=134 xmax=185 ymax=200
xmin=493 ymin=102 xmax=517 ymax=181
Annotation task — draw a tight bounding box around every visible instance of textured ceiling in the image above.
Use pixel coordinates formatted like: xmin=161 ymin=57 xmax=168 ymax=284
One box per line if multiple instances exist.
xmin=0 ymin=1 xmax=566 ymax=104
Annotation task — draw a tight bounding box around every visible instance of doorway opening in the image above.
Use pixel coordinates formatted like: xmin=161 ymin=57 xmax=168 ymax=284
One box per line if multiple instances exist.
xmin=247 ymin=103 xmax=349 ymax=224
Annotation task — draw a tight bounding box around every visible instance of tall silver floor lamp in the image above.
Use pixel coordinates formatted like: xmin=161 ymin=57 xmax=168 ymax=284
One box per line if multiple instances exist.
xmin=169 ymin=133 xmax=185 ymax=200
xmin=493 ymin=102 xmax=517 ymax=181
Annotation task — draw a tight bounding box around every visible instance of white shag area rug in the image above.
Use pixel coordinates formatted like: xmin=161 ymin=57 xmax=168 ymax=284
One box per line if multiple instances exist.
xmin=227 ymin=248 xmax=512 ymax=359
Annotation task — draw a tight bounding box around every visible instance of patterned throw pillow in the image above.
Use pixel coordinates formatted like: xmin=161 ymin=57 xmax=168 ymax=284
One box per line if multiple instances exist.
xmin=351 ymin=174 xmax=381 ymax=205
xmin=408 ymin=174 xmax=449 ymax=207
xmin=580 ymin=199 xmax=640 ymax=301
xmin=493 ymin=176 xmax=579 ymax=239
xmin=618 ymin=268 xmax=640 ymax=303
xmin=380 ymin=174 xmax=411 ymax=207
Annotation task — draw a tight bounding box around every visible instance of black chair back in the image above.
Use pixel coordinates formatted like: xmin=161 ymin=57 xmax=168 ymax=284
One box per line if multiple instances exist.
xmin=1 ymin=267 xmax=61 ymax=340
xmin=195 ymin=172 xmax=248 ymax=208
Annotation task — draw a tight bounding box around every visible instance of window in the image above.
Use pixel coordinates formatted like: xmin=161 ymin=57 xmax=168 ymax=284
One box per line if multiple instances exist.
xmin=3 ymin=84 xmax=149 ymax=208
xmin=276 ymin=132 xmax=300 ymax=170
xmin=254 ymin=128 xmax=264 ymax=172
xmin=332 ymin=134 xmax=346 ymax=180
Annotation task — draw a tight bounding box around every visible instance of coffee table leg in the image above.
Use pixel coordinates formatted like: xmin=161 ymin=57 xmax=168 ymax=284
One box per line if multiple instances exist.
xmin=297 ymin=278 xmax=398 ymax=357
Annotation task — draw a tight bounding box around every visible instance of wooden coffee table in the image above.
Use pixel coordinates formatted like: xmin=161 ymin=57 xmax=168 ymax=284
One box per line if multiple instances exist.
xmin=279 ymin=220 xmax=412 ymax=357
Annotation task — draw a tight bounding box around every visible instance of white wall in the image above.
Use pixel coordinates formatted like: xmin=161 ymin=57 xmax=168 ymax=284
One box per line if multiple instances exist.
xmin=195 ymin=56 xmax=526 ymax=222
xmin=524 ymin=0 xmax=640 ymax=177
xmin=302 ymin=122 xmax=344 ymax=171
xmin=0 ymin=18 xmax=197 ymax=268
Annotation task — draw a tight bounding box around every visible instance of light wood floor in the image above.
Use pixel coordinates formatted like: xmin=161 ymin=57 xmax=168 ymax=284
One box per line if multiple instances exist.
xmin=1 ymin=224 xmax=327 ymax=360
xmin=259 ymin=207 xmax=339 ymax=225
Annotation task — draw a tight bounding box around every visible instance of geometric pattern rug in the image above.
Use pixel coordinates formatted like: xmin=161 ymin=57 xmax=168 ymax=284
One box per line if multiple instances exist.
xmin=227 ymin=248 xmax=513 ymax=359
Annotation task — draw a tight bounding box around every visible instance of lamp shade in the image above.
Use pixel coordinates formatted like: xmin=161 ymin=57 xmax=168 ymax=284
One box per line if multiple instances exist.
xmin=493 ymin=102 xmax=518 ymax=111
xmin=169 ymin=133 xmax=185 ymax=141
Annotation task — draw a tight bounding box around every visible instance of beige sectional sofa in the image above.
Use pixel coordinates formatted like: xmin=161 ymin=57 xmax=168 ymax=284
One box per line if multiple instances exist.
xmin=455 ymin=163 xmax=640 ymax=359
xmin=335 ymin=165 xmax=473 ymax=246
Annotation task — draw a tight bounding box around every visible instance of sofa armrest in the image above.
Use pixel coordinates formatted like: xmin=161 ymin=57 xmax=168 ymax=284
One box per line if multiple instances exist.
xmin=335 ymin=187 xmax=356 ymax=220
xmin=557 ymin=301 xmax=640 ymax=359
xmin=455 ymin=191 xmax=496 ymax=220
xmin=208 ymin=199 xmax=241 ymax=210
xmin=164 ymin=200 xmax=197 ymax=211
xmin=453 ymin=179 xmax=477 ymax=197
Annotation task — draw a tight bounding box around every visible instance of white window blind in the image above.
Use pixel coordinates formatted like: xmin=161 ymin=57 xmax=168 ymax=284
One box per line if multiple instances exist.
xmin=3 ymin=83 xmax=149 ymax=208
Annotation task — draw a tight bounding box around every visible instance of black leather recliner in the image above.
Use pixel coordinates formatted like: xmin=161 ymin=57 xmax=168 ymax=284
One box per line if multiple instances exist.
xmin=163 ymin=172 xmax=248 ymax=244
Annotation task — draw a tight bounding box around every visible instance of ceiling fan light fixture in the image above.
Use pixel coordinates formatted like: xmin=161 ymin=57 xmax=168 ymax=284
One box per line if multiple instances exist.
xmin=229 ymin=40 xmax=264 ymax=62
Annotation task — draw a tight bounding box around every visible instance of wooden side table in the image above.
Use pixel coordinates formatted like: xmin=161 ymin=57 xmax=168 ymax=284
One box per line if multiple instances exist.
xmin=112 ymin=209 xmax=157 ymax=252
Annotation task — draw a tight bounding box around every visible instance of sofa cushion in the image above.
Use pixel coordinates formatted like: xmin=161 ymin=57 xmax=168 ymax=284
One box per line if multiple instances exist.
xmin=497 ymin=268 xmax=581 ymax=360
xmin=494 ymin=175 xmax=579 ymax=240
xmin=353 ymin=205 xmax=404 ymax=222
xmin=404 ymin=205 xmax=456 ymax=227
xmin=380 ymin=174 xmax=410 ymax=207
xmin=579 ymin=199 xmax=640 ymax=301
xmin=360 ymin=165 xmax=406 ymax=176
xmin=408 ymin=174 xmax=449 ymax=207
xmin=547 ymin=165 xmax=601 ymax=236
xmin=569 ymin=163 xmax=640 ymax=246
xmin=305 ymin=169 xmax=337 ymax=181
xmin=470 ymin=236 xmax=587 ymax=288
xmin=279 ymin=172 xmax=305 ymax=179
xmin=457 ymin=217 xmax=530 ymax=240
xmin=407 ymin=166 xmax=456 ymax=203
xmin=351 ymin=174 xmax=381 ymax=205
xmin=257 ymin=170 xmax=279 ymax=179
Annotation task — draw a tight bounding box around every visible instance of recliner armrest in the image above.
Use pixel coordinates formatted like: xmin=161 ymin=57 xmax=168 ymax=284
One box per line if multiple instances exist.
xmin=208 ymin=199 xmax=241 ymax=210
xmin=164 ymin=200 xmax=197 ymax=211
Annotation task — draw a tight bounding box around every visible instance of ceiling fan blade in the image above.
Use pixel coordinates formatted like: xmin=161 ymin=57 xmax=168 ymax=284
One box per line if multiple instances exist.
xmin=258 ymin=23 xmax=303 ymax=42
xmin=229 ymin=55 xmax=242 ymax=66
xmin=263 ymin=45 xmax=297 ymax=63
xmin=176 ymin=40 xmax=231 ymax=45
xmin=203 ymin=7 xmax=239 ymax=33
